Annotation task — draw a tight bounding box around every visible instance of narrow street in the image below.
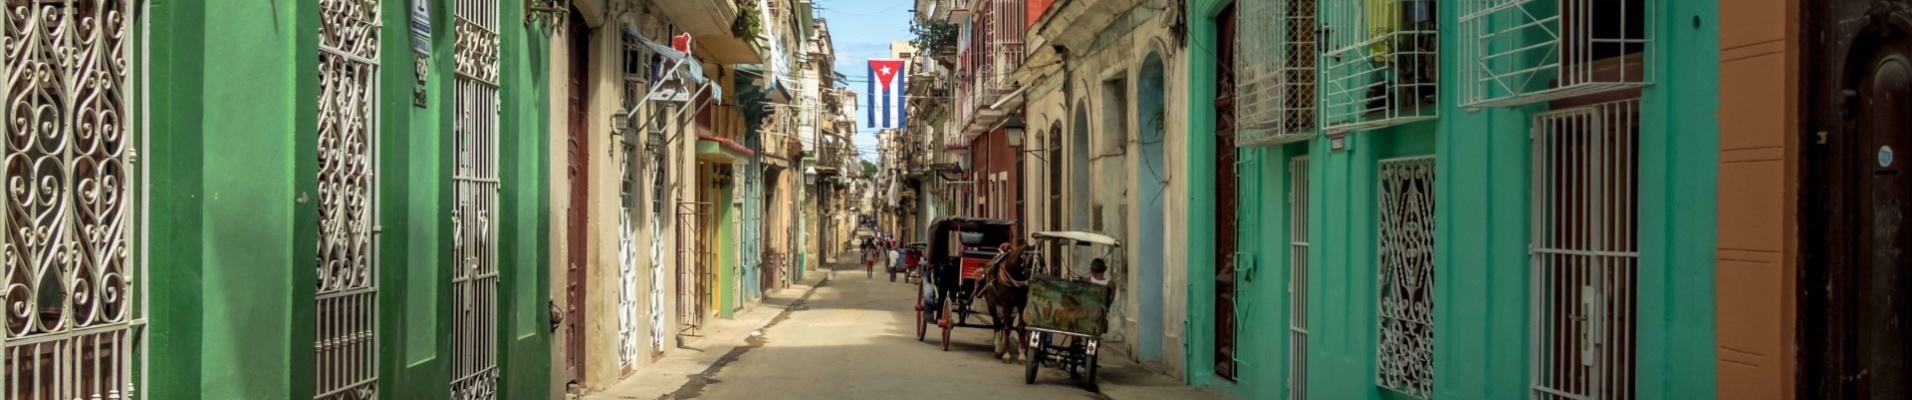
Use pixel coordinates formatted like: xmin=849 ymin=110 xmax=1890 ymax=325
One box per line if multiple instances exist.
xmin=586 ymin=263 xmax=1220 ymax=400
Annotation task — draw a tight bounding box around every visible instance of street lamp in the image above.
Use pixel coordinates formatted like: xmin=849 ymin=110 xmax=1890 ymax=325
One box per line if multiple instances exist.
xmin=804 ymin=166 xmax=818 ymax=185
xmin=1003 ymin=114 xmax=1026 ymax=148
xmin=1002 ymin=113 xmax=1027 ymax=236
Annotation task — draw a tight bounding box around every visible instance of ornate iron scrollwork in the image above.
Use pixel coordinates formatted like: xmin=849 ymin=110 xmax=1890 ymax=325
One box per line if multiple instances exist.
xmin=525 ymin=0 xmax=568 ymax=31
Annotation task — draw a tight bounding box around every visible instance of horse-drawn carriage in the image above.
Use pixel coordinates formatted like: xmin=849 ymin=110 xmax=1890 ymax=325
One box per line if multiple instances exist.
xmin=916 ymin=217 xmax=1027 ymax=351
xmin=900 ymin=242 xmax=928 ymax=283
xmin=1021 ymin=231 xmax=1121 ymax=392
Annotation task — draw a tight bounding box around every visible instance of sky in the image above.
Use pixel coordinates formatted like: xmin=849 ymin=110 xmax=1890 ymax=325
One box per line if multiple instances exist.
xmin=815 ymin=0 xmax=914 ymax=163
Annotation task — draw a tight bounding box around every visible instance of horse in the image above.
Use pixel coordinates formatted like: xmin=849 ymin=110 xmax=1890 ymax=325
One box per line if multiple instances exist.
xmin=976 ymin=242 xmax=1035 ymax=364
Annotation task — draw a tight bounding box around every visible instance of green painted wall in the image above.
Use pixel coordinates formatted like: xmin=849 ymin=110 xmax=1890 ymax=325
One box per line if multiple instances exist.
xmin=500 ymin=1 xmax=555 ymax=398
xmin=148 ymin=0 xmax=314 ymax=398
xmin=382 ymin=0 xmax=459 ymax=397
xmin=1208 ymin=0 xmax=1719 ymax=399
xmin=145 ymin=0 xmax=550 ymax=398
xmin=1184 ymin=0 xmax=1225 ymax=386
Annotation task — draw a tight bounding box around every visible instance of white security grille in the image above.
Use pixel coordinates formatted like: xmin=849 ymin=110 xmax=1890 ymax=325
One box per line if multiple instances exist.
xmin=649 ymin=151 xmax=667 ymax=358
xmin=1288 ymin=156 xmax=1310 ymax=400
xmin=1459 ymin=0 xmax=1651 ymax=108
xmin=1376 ymin=155 xmax=1434 ymax=400
xmin=450 ymin=0 xmax=501 ymax=398
xmin=2 ymin=1 xmax=145 ymax=398
xmin=317 ymin=0 xmax=381 ymax=397
xmin=1320 ymin=0 xmax=1438 ymax=134
xmin=1237 ymin=0 xmax=1319 ymax=146
xmin=616 ymin=43 xmax=645 ymax=370
xmin=1529 ymin=99 xmax=1638 ymax=400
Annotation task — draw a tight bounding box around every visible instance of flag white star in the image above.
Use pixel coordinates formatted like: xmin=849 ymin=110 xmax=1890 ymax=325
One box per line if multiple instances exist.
xmin=880 ymin=66 xmax=892 ymax=75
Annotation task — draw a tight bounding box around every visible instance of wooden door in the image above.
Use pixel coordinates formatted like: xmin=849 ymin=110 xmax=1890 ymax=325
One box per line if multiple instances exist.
xmin=563 ymin=21 xmax=589 ymax=381
xmin=1213 ymin=3 xmax=1241 ymax=380
xmin=1806 ymin=6 xmax=1912 ymax=399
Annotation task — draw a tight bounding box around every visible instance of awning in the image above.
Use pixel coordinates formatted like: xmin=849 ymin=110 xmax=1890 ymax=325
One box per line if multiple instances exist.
xmin=1032 ymin=231 xmax=1122 ymax=247
xmin=696 ymin=135 xmax=755 ymax=164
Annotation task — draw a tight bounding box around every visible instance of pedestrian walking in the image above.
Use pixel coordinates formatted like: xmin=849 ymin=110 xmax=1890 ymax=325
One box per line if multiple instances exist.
xmin=887 ymin=246 xmax=902 ymax=282
xmin=863 ymin=242 xmax=878 ymax=279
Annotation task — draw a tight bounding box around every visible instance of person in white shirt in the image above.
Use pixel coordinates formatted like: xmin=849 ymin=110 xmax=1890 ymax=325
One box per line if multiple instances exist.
xmin=1087 ymin=259 xmax=1111 ymax=286
xmin=888 ymin=247 xmax=903 ymax=282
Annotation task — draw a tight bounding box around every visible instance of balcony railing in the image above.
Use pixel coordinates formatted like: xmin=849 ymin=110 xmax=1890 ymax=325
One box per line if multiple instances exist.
xmin=952 ymin=0 xmax=1023 ymax=137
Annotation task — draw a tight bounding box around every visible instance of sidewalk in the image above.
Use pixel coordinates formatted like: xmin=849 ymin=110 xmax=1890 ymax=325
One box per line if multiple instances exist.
xmin=580 ymin=265 xmax=834 ymax=400
xmin=1091 ymin=348 xmax=1232 ymax=400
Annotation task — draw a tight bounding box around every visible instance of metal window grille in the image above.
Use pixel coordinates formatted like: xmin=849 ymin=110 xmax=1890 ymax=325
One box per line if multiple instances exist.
xmin=1237 ymin=0 xmax=1320 ymax=146
xmin=1320 ymin=0 xmax=1438 ymax=134
xmin=1376 ymin=155 xmax=1434 ymax=400
xmin=1459 ymin=0 xmax=1651 ymax=108
xmin=450 ymin=0 xmax=501 ymax=397
xmin=317 ymin=0 xmax=381 ymax=397
xmin=2 ymin=1 xmax=144 ymax=398
xmin=1288 ymin=156 xmax=1311 ymax=400
xmin=1529 ymin=99 xmax=1638 ymax=400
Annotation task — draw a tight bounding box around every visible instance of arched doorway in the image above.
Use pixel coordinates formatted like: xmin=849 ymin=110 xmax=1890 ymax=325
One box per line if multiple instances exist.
xmin=1071 ymin=103 xmax=1093 ymax=276
xmin=1137 ymin=52 xmax=1169 ymax=363
xmin=1805 ymin=7 xmax=1912 ymax=397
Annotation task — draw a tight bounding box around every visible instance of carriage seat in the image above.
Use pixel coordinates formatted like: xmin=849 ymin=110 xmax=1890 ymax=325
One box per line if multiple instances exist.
xmin=959 ymin=250 xmax=1001 ymax=280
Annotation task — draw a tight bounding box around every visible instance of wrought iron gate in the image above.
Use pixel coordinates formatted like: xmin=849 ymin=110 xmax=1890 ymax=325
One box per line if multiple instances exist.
xmin=1288 ymin=156 xmax=1310 ymax=400
xmin=450 ymin=0 xmax=501 ymax=397
xmin=1377 ymin=156 xmax=1435 ymax=400
xmin=1 ymin=1 xmax=144 ymax=398
xmin=1530 ymin=99 xmax=1639 ymax=400
xmin=317 ymin=0 xmax=381 ymax=397
xmin=676 ymin=202 xmax=709 ymax=337
xmin=1213 ymin=3 xmax=1241 ymax=379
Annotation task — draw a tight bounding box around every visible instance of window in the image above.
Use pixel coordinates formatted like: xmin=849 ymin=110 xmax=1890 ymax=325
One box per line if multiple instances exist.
xmin=1320 ymin=0 xmax=1438 ymax=133
xmin=1237 ymin=0 xmax=1319 ymax=146
xmin=1459 ymin=0 xmax=1651 ymax=107
xmin=1530 ymin=99 xmax=1639 ymax=400
xmin=1376 ymin=156 xmax=1434 ymax=400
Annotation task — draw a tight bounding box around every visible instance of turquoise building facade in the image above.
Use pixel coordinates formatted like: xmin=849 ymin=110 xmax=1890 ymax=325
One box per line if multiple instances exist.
xmin=1183 ymin=0 xmax=1722 ymax=399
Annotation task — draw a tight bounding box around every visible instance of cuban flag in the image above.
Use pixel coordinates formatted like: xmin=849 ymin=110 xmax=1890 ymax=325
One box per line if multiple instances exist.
xmin=867 ymin=59 xmax=906 ymax=129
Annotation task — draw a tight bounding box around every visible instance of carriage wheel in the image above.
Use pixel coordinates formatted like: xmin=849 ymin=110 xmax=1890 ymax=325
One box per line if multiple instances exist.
xmin=1024 ymin=333 xmax=1043 ymax=384
xmin=1083 ymin=342 xmax=1101 ymax=392
xmin=940 ymin=300 xmax=953 ymax=351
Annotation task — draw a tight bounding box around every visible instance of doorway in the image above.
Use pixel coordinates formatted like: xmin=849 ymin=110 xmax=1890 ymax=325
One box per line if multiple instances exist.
xmin=562 ymin=17 xmax=589 ymax=383
xmin=1213 ymin=2 xmax=1241 ymax=380
xmin=1805 ymin=6 xmax=1912 ymax=399
xmin=1137 ymin=52 xmax=1169 ymax=364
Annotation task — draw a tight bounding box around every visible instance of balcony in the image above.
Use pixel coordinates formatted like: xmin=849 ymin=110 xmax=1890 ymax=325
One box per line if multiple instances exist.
xmin=955 ymin=0 xmax=1025 ymax=138
xmin=655 ymin=0 xmax=761 ymax=64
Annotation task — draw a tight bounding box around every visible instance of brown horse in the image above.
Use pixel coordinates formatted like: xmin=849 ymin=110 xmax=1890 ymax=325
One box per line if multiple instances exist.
xmin=977 ymin=241 xmax=1034 ymax=364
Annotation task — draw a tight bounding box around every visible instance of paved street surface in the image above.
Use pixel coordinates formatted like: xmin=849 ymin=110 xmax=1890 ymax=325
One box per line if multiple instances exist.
xmin=586 ymin=263 xmax=1227 ymax=400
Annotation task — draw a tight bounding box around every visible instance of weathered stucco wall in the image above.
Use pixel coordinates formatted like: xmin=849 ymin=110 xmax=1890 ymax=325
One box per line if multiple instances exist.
xmin=1021 ymin=0 xmax=1187 ymax=378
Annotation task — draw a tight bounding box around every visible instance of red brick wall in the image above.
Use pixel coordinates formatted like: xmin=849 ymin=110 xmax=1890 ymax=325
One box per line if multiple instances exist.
xmin=965 ymin=125 xmax=1021 ymax=220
